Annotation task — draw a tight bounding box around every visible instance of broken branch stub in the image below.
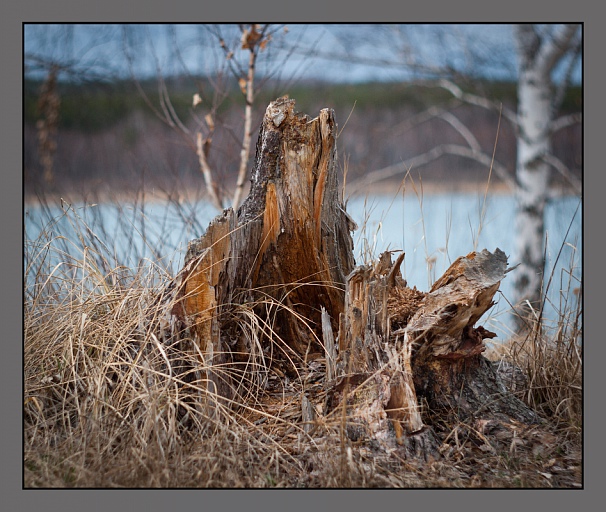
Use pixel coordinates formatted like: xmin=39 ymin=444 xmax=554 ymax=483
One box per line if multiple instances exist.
xmin=407 ymin=249 xmax=507 ymax=360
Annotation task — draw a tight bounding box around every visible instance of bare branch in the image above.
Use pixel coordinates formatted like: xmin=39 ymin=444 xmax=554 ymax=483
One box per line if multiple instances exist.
xmin=232 ymin=47 xmax=256 ymax=210
xmin=157 ymin=78 xmax=176 ymax=129
xmin=433 ymin=79 xmax=518 ymax=126
xmin=232 ymin=24 xmax=268 ymax=210
xmin=146 ymin=28 xmax=192 ymax=137
xmin=541 ymin=153 xmax=582 ymax=195
xmin=549 ymin=112 xmax=581 ymax=134
xmin=347 ymin=144 xmax=515 ymax=196
xmin=393 ymin=103 xmax=481 ymax=152
xmin=158 ymin=75 xmax=191 ymax=135
xmin=438 ymin=111 xmax=482 ymax=153
xmin=392 ymin=104 xmax=457 ymax=134
xmin=121 ymin=28 xmax=175 ymax=127
xmin=536 ymin=24 xmax=581 ymax=76
xmin=124 ymin=26 xmax=230 ymax=208
xmin=281 ymin=25 xmax=453 ymax=81
xmin=196 ymin=132 xmax=224 ymax=210
xmin=208 ymin=25 xmax=246 ymax=79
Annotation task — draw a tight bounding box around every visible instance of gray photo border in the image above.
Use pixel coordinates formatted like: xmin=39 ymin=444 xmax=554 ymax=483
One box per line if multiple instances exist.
xmin=5 ymin=1 xmax=598 ymax=510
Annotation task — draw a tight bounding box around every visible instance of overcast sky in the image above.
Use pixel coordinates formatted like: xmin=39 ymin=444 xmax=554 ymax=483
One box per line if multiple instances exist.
xmin=23 ymin=24 xmax=582 ymax=84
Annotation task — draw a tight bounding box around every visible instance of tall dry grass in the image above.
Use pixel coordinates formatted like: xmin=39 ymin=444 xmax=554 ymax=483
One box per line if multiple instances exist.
xmin=489 ymin=235 xmax=582 ymax=435
xmin=24 ymin=186 xmax=582 ymax=488
xmin=23 ymin=194 xmax=406 ymax=487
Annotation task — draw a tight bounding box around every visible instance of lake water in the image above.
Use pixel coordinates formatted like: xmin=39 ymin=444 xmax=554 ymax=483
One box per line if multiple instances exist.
xmin=347 ymin=192 xmax=582 ymax=340
xmin=24 ymin=191 xmax=582 ymax=342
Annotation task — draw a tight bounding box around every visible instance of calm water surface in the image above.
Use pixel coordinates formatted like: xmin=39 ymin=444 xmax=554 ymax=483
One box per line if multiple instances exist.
xmin=25 ymin=192 xmax=582 ymax=341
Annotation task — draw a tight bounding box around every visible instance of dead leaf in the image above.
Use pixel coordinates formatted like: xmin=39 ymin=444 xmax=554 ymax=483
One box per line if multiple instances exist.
xmin=241 ymin=25 xmax=262 ymax=50
xmin=259 ymin=34 xmax=271 ymax=50
xmin=238 ymin=77 xmax=247 ymax=94
xmin=193 ymin=93 xmax=202 ymax=108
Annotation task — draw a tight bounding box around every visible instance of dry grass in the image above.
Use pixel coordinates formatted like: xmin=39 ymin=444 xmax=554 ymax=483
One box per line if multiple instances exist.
xmin=486 ymin=264 xmax=582 ymax=437
xmin=23 ymin=194 xmax=582 ymax=488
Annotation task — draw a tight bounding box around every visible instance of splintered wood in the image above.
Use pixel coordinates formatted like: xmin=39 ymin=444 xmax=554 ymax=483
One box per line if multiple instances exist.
xmin=405 ymin=249 xmax=506 ymax=360
xmin=163 ymin=97 xmax=539 ymax=460
xmin=169 ymin=96 xmax=354 ymax=402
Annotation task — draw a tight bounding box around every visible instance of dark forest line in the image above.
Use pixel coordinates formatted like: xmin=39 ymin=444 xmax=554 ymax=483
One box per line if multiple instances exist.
xmin=24 ymin=77 xmax=582 ymax=199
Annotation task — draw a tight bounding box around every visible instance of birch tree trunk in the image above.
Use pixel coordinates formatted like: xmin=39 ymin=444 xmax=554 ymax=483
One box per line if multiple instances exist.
xmin=512 ymin=24 xmax=581 ymax=325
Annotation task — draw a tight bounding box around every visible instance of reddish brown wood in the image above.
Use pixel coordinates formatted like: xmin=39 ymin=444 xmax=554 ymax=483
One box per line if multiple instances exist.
xmin=162 ymin=97 xmax=540 ymax=457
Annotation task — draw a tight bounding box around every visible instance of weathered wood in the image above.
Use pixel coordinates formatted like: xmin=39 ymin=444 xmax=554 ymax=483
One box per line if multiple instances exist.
xmin=333 ymin=253 xmax=439 ymax=458
xmin=407 ymin=249 xmax=507 ymax=360
xmin=331 ymin=248 xmax=540 ymax=458
xmin=169 ymin=96 xmax=355 ymax=403
xmin=321 ymin=307 xmax=337 ymax=382
xmin=162 ymin=97 xmax=541 ymax=457
xmin=399 ymin=249 xmax=540 ymax=425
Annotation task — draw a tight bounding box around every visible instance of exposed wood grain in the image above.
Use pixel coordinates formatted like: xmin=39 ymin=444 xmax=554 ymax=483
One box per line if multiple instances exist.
xmin=321 ymin=307 xmax=336 ymax=382
xmin=162 ymin=98 xmax=541 ymax=458
xmin=170 ymin=96 xmax=355 ymax=394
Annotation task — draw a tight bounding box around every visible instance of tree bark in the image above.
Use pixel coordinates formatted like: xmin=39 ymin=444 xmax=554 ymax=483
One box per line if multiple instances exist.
xmin=163 ymin=97 xmax=541 ymax=457
xmin=166 ymin=96 xmax=355 ymax=405
xmin=512 ymin=24 xmax=581 ymax=326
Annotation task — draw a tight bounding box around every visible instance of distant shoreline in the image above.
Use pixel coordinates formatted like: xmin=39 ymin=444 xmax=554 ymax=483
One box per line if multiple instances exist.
xmin=24 ymin=178 xmax=577 ymax=207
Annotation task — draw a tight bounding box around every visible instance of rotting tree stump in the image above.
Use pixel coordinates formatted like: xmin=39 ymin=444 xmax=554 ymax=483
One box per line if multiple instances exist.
xmin=163 ymin=96 xmax=355 ymax=404
xmin=161 ymin=97 xmax=540 ymax=459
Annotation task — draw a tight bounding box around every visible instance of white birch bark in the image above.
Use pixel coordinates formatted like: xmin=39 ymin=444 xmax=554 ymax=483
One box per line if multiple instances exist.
xmin=512 ymin=24 xmax=580 ymax=322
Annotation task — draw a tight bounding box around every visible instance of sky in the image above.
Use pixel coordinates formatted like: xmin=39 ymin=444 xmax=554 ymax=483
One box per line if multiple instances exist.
xmin=23 ymin=24 xmax=582 ymax=84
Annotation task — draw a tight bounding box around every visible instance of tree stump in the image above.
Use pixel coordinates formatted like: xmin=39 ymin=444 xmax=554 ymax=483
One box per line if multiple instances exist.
xmin=330 ymin=255 xmax=440 ymax=459
xmin=163 ymin=97 xmax=540 ymax=458
xmin=166 ymin=96 xmax=355 ymax=405
xmin=404 ymin=249 xmax=541 ymax=426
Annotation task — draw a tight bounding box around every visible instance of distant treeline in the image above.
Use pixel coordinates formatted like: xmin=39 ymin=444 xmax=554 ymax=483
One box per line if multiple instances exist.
xmin=24 ymin=76 xmax=582 ymax=197
xmin=24 ymin=76 xmax=582 ymax=133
